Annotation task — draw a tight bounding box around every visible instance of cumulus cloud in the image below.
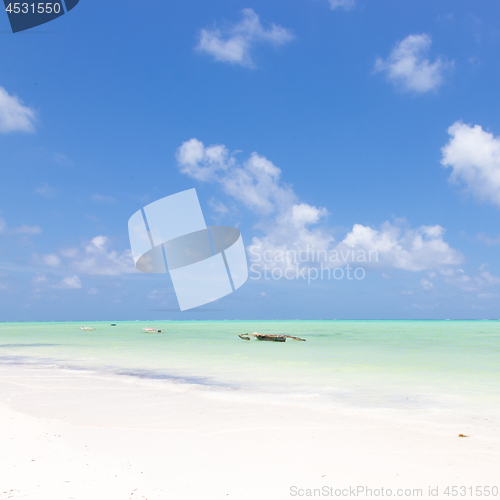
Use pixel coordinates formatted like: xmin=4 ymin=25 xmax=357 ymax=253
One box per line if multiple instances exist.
xmin=176 ymin=138 xmax=463 ymax=275
xmin=70 ymin=236 xmax=136 ymax=276
xmin=476 ymin=232 xmax=500 ymax=245
xmin=420 ymin=278 xmax=434 ymax=290
xmin=54 ymin=276 xmax=82 ymax=289
xmin=441 ymin=121 xmax=500 ymax=207
xmin=42 ymin=254 xmax=61 ymax=267
xmin=328 ymin=0 xmax=355 ymax=10
xmin=32 ymin=238 xmax=135 ymax=276
xmin=446 ymin=269 xmax=500 ymax=292
xmin=177 ymin=138 xmax=296 ymax=214
xmin=0 ymin=86 xmax=36 ymax=133
xmin=35 ymin=182 xmax=56 ymax=197
xmin=32 ymin=275 xmax=48 ymax=285
xmin=248 ymin=219 xmax=463 ymax=274
xmin=176 ymin=138 xmax=234 ymax=181
xmin=292 ymin=204 xmax=328 ymax=227
xmin=375 ymin=34 xmax=452 ymax=93
xmin=91 ymin=194 xmax=117 ymax=203
xmin=208 ymin=198 xmax=229 ymax=216
xmin=197 ymin=8 xmax=294 ymax=67
xmin=222 ymin=152 xmax=297 ymax=214
xmin=0 ymin=217 xmax=41 ymax=235
xmin=31 ymin=274 xmax=77 ymax=291
xmin=335 ymin=222 xmax=463 ymax=272
xmin=13 ymin=224 xmax=42 ymax=235
xmin=59 ymin=247 xmax=78 ymax=258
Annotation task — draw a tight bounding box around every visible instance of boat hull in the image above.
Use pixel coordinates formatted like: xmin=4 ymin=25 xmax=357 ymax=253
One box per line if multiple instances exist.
xmin=255 ymin=335 xmax=286 ymax=342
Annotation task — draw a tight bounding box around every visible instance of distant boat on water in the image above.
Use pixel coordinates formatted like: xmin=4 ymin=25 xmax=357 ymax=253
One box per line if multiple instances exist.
xmin=143 ymin=328 xmax=163 ymax=333
xmin=238 ymin=332 xmax=306 ymax=342
xmin=80 ymin=327 xmax=95 ymax=331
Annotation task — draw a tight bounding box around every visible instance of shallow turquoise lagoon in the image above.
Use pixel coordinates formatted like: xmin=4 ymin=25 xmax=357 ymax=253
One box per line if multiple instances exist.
xmin=0 ymin=320 xmax=499 ymax=411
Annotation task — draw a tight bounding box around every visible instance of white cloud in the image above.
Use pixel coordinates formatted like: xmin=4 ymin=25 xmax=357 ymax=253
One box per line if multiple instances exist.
xmin=0 ymin=86 xmax=36 ymax=133
xmin=197 ymin=8 xmax=294 ymax=67
xmin=177 ymin=138 xmax=332 ymax=267
xmin=13 ymin=224 xmax=42 ymax=235
xmin=476 ymin=232 xmax=500 ymax=245
xmin=208 ymin=197 xmax=229 ymax=216
xmin=177 ymin=138 xmax=296 ymax=214
xmin=442 ymin=268 xmax=500 ymax=292
xmin=336 ymin=222 xmax=463 ymax=272
xmin=35 ymin=183 xmax=56 ymax=197
xmin=33 ymin=237 xmax=133 ymax=277
xmin=88 ymin=236 xmax=106 ymax=250
xmin=375 ymin=34 xmax=452 ymax=93
xmin=59 ymin=247 xmax=78 ymax=258
xmin=0 ymin=217 xmax=42 ymax=235
xmin=176 ymin=139 xmax=463 ymax=275
xmin=42 ymin=254 xmax=61 ymax=267
xmin=476 ymin=271 xmax=500 ymax=286
xmin=176 ymin=138 xmax=233 ymax=181
xmin=70 ymin=236 xmax=136 ymax=276
xmin=30 ymin=273 xmax=81 ymax=290
xmin=88 ymin=287 xmax=98 ymax=295
xmin=147 ymin=288 xmax=173 ymax=303
xmin=53 ymin=152 xmax=72 ymax=166
xmin=91 ymin=193 xmax=117 ymax=203
xmin=54 ymin=276 xmax=82 ymax=289
xmin=329 ymin=0 xmax=355 ymax=10
xmin=32 ymin=275 xmax=48 ymax=285
xmin=222 ymin=152 xmax=296 ymax=214
xmin=420 ymin=278 xmax=434 ymax=290
xmin=252 ymin=218 xmax=463 ymax=274
xmin=291 ymin=204 xmax=328 ymax=227
xmin=441 ymin=121 xmax=500 ymax=207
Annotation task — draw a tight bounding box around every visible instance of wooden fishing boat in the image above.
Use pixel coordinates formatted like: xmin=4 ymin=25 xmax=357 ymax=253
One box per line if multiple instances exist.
xmin=238 ymin=332 xmax=305 ymax=342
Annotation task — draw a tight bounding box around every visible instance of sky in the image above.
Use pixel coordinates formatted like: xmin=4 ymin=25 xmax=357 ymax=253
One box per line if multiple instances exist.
xmin=1 ymin=0 xmax=500 ymax=320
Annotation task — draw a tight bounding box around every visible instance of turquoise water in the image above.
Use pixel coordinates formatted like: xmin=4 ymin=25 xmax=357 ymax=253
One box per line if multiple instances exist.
xmin=0 ymin=320 xmax=499 ymax=411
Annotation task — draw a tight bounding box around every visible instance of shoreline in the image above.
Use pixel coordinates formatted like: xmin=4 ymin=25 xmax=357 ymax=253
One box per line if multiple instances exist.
xmin=1 ymin=363 xmax=499 ymax=500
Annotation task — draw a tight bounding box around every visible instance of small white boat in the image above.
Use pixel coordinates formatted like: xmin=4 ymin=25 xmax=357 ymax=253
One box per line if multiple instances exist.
xmin=143 ymin=328 xmax=163 ymax=333
xmin=80 ymin=327 xmax=95 ymax=331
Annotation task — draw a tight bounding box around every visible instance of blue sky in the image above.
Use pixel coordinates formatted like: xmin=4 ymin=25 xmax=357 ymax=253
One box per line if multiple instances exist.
xmin=1 ymin=0 xmax=500 ymax=320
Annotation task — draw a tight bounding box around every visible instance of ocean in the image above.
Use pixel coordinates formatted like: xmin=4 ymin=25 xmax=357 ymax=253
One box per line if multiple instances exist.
xmin=0 ymin=320 xmax=499 ymax=416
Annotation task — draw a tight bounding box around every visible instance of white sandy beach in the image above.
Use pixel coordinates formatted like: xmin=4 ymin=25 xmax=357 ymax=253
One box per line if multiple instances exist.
xmin=0 ymin=364 xmax=499 ymax=500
